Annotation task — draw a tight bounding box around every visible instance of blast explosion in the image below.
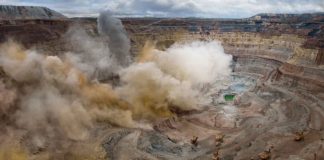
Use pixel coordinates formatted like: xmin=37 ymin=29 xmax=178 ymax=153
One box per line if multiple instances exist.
xmin=0 ymin=11 xmax=232 ymax=159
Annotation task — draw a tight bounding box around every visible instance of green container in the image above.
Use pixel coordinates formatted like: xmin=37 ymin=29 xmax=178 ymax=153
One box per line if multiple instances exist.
xmin=224 ymin=94 xmax=235 ymax=101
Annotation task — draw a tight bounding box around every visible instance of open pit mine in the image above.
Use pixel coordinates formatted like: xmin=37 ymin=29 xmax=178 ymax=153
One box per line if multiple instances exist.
xmin=0 ymin=5 xmax=323 ymax=160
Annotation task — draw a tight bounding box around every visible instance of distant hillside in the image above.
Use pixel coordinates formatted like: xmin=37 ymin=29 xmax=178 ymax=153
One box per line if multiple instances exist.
xmin=0 ymin=5 xmax=66 ymax=20
xmin=249 ymin=13 xmax=324 ymax=22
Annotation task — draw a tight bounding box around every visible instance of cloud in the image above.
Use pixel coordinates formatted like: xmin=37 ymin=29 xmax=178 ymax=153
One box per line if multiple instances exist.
xmin=1 ymin=0 xmax=324 ymax=18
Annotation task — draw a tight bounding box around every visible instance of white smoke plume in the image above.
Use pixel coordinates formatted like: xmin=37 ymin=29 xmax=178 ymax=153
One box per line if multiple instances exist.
xmin=155 ymin=41 xmax=232 ymax=84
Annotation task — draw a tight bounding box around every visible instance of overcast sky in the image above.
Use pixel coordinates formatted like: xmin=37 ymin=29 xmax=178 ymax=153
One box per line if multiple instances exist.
xmin=1 ymin=0 xmax=324 ymax=18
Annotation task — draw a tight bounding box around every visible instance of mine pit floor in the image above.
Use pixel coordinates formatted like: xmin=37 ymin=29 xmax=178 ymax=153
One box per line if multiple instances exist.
xmin=89 ymin=75 xmax=324 ymax=160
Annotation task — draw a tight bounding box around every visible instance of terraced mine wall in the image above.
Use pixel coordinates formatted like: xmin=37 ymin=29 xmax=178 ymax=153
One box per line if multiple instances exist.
xmin=130 ymin=30 xmax=323 ymax=93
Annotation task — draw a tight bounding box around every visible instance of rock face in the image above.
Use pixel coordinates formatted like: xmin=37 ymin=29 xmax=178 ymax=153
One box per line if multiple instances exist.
xmin=0 ymin=6 xmax=323 ymax=160
xmin=0 ymin=5 xmax=66 ymax=20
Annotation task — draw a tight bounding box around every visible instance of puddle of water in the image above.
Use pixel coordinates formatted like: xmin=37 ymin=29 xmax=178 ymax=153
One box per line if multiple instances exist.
xmin=224 ymin=94 xmax=235 ymax=101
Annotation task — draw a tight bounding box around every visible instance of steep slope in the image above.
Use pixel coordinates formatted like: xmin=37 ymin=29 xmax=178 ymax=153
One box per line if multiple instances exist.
xmin=0 ymin=5 xmax=66 ymax=20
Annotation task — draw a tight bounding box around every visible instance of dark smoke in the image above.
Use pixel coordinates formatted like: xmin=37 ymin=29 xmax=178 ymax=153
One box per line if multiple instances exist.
xmin=98 ymin=11 xmax=131 ymax=67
